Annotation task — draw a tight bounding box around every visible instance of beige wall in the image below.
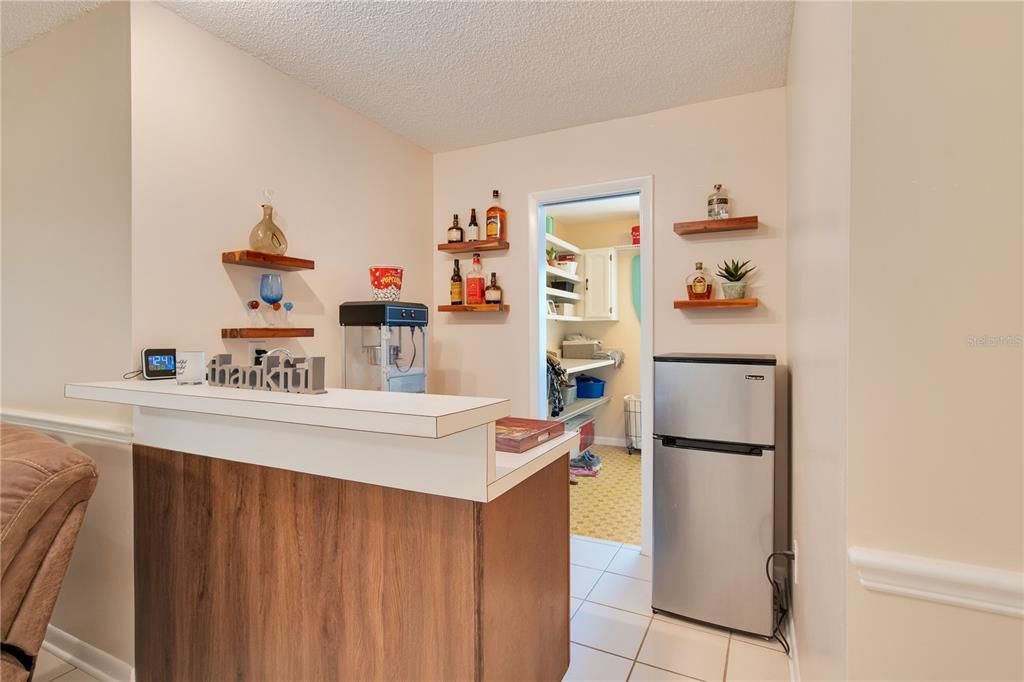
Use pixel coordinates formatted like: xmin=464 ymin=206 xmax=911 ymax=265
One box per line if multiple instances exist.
xmin=785 ymin=2 xmax=851 ymax=680
xmin=554 ymin=218 xmax=640 ymax=442
xmin=847 ymin=2 xmax=1023 ymax=679
xmin=3 ymin=3 xmax=435 ymax=673
xmin=1 ymin=2 xmax=135 ymax=665
xmin=130 ymin=3 xmax=433 ymax=387
xmin=2 ymin=1 xmax=133 ymax=424
xmin=432 ymin=88 xmax=788 ymax=414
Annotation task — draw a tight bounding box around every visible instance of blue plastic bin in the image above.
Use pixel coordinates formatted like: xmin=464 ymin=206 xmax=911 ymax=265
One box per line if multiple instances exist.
xmin=575 ymin=375 xmax=606 ymax=399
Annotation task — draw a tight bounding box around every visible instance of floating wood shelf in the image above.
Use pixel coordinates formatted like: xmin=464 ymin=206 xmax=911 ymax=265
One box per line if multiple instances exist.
xmin=436 ymin=239 xmax=510 ymax=254
xmin=673 ymin=298 xmax=759 ymax=310
xmin=222 ymin=250 xmax=315 ymax=271
xmin=673 ymin=216 xmax=758 ymax=236
xmin=221 ymin=327 xmax=315 ymax=339
xmin=437 ymin=304 xmax=511 ymax=313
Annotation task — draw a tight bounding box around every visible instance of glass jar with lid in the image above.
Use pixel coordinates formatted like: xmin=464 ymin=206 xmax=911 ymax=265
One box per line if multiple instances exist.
xmin=707 ymin=184 xmax=730 ymax=219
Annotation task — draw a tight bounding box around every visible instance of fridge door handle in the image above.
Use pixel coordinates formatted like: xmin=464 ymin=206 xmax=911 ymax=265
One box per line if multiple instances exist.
xmin=656 ymin=436 xmax=764 ymax=456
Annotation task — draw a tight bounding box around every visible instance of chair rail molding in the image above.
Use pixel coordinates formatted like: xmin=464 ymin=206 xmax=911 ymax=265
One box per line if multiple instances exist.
xmin=0 ymin=407 xmax=132 ymax=444
xmin=848 ymin=545 xmax=1024 ymax=618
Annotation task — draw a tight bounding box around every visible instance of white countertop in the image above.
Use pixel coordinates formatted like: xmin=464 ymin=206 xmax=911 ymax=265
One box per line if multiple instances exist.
xmin=64 ymin=380 xmax=577 ymax=502
xmin=65 ymin=380 xmax=510 ymax=439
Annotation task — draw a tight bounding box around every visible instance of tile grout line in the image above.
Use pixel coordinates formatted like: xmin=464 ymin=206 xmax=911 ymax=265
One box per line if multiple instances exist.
xmin=626 ymin=608 xmax=656 ymax=680
xmin=722 ymin=633 xmax=732 ymax=682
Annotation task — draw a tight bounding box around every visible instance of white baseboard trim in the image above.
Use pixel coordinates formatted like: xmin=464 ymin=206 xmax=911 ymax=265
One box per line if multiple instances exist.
xmin=0 ymin=407 xmax=132 ymax=444
xmin=848 ymin=545 xmax=1024 ymax=618
xmin=786 ymin=610 xmax=800 ymax=682
xmin=43 ymin=624 xmax=132 ymax=682
xmin=593 ymin=435 xmax=630 ymax=448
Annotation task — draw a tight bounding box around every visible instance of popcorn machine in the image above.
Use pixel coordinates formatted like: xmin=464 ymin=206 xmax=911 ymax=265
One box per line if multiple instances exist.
xmin=338 ymin=301 xmax=428 ymax=393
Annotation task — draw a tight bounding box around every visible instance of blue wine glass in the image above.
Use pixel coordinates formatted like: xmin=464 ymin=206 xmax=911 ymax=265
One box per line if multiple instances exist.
xmin=259 ymin=274 xmax=284 ymax=325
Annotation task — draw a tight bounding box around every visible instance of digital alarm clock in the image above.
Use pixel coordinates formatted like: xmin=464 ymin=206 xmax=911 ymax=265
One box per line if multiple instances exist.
xmin=142 ymin=348 xmax=176 ymax=380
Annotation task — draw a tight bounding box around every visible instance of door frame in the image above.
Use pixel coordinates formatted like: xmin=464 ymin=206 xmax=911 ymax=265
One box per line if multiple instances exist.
xmin=527 ymin=176 xmax=655 ymax=554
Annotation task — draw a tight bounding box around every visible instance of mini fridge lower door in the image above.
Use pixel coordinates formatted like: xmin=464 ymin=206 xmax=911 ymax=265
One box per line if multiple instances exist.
xmin=652 ymin=437 xmax=775 ymax=636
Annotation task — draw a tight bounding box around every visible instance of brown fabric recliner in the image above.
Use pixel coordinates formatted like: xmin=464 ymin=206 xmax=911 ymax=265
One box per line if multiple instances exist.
xmin=1 ymin=423 xmax=98 ymax=682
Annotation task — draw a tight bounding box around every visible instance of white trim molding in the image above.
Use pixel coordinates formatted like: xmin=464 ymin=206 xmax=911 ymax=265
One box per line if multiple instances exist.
xmin=44 ymin=624 xmax=133 ymax=682
xmin=848 ymin=545 xmax=1024 ymax=618
xmin=0 ymin=407 xmax=132 ymax=444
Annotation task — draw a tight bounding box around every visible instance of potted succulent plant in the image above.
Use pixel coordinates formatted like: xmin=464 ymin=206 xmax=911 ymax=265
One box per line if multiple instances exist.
xmin=716 ymin=259 xmax=756 ymax=299
xmin=546 ymin=247 xmax=559 ymax=266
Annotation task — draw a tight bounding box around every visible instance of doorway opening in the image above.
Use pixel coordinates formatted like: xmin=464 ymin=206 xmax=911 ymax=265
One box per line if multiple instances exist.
xmin=530 ymin=181 xmax=652 ymax=549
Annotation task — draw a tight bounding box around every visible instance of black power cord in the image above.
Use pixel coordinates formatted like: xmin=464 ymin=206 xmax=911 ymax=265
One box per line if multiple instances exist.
xmin=765 ymin=550 xmax=795 ymax=655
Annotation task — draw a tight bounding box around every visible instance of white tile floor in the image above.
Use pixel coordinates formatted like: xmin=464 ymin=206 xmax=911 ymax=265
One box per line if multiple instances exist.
xmin=33 ymin=649 xmax=99 ymax=682
xmin=566 ymin=535 xmax=791 ymax=682
xmin=34 ymin=537 xmax=789 ymax=682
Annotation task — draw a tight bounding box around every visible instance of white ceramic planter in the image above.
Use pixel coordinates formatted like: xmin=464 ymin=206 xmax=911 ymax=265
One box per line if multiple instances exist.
xmin=721 ymin=281 xmax=747 ymax=299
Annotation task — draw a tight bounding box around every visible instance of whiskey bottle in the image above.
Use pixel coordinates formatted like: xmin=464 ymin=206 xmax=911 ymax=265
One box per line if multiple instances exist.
xmin=486 ymin=190 xmax=506 ymax=240
xmin=466 ymin=208 xmax=480 ymax=241
xmin=466 ymin=253 xmax=486 ymax=305
xmin=484 ymin=272 xmax=503 ymax=304
xmin=450 ymin=259 xmax=464 ymax=305
xmin=447 ymin=213 xmax=464 ymax=243
xmin=686 ymin=261 xmax=713 ymax=300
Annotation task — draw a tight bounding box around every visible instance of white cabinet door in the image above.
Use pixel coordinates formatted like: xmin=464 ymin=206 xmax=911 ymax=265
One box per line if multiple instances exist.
xmin=583 ymin=248 xmax=618 ymax=320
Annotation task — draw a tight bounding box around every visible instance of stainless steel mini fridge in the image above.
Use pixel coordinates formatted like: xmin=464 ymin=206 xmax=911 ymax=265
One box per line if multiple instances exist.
xmin=652 ymin=353 xmax=787 ymax=637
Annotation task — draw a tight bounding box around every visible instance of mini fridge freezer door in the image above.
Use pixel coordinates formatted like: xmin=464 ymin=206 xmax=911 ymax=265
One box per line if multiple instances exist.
xmin=652 ymin=438 xmax=775 ymax=636
xmin=654 ymin=358 xmax=775 ymax=446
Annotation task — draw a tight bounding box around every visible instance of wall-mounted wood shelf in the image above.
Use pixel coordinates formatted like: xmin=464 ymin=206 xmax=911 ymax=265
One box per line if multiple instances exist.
xmin=673 ymin=216 xmax=758 ymax=236
xmin=222 ymin=250 xmax=315 ymax=271
xmin=673 ymin=298 xmax=759 ymax=310
xmin=437 ymin=304 xmax=511 ymax=313
xmin=221 ymin=327 xmax=315 ymax=339
xmin=437 ymin=239 xmax=509 ymax=254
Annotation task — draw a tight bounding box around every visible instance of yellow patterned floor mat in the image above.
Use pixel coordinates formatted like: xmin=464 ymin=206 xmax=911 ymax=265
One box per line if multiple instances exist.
xmin=570 ymin=444 xmax=641 ymax=546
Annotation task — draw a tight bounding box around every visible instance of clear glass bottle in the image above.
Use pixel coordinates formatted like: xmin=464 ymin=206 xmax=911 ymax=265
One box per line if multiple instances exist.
xmin=466 ymin=253 xmax=486 ymax=304
xmin=707 ymin=184 xmax=730 ymax=219
xmin=447 ymin=213 xmax=464 ymax=243
xmin=484 ymin=272 xmax=503 ymax=304
xmin=686 ymin=261 xmax=713 ymax=300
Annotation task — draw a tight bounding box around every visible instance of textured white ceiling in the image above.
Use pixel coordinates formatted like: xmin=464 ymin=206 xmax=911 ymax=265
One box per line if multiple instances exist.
xmin=547 ymin=195 xmax=640 ymax=225
xmin=1 ymin=1 xmax=104 ymax=55
xmin=160 ymin=0 xmax=793 ymax=151
xmin=3 ymin=1 xmax=794 ymax=152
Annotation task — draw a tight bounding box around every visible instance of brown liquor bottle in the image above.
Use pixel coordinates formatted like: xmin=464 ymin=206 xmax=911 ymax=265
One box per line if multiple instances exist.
xmin=450 ymin=259 xmax=464 ymax=305
xmin=486 ymin=190 xmax=507 ymax=240
xmin=484 ymin=273 xmax=503 ymax=304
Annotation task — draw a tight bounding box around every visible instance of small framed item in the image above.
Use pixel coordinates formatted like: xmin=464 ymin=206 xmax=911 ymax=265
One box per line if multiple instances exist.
xmin=142 ymin=348 xmax=176 ymax=380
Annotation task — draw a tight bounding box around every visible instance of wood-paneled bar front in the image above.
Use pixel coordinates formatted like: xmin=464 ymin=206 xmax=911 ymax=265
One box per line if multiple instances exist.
xmin=134 ymin=447 xmax=568 ymax=681
xmin=65 ymin=380 xmax=574 ymax=682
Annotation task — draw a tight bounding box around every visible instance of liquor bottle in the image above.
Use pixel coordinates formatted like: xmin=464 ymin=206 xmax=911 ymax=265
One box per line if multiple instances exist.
xmin=466 ymin=208 xmax=480 ymax=241
xmin=484 ymin=272 xmax=503 ymax=304
xmin=486 ymin=190 xmax=507 ymax=240
xmin=447 ymin=213 xmax=464 ymax=243
xmin=466 ymin=253 xmax=486 ymax=305
xmin=686 ymin=261 xmax=713 ymax=300
xmin=707 ymin=184 xmax=729 ymax=219
xmin=450 ymin=259 xmax=464 ymax=305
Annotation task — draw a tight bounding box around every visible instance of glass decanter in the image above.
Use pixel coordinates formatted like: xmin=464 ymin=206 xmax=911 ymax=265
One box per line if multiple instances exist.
xmin=249 ymin=190 xmax=288 ymax=255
